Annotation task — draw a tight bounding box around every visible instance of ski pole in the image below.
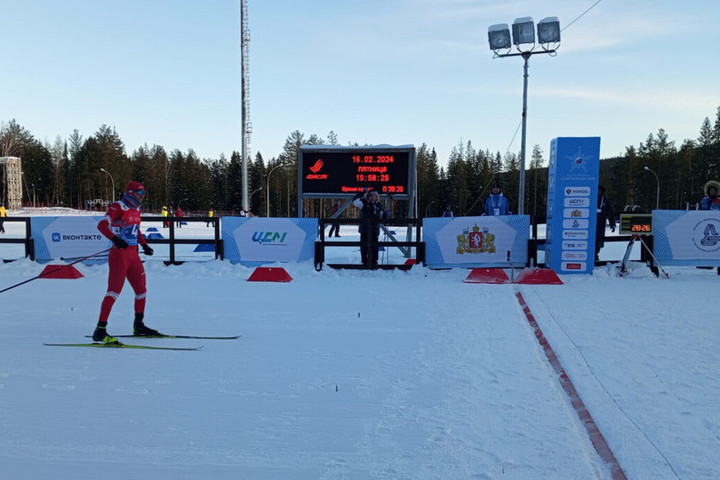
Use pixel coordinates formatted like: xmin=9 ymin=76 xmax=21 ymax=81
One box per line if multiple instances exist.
xmin=0 ymin=247 xmax=111 ymax=295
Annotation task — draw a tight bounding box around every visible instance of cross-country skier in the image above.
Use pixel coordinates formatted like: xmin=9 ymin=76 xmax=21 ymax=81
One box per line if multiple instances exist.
xmin=92 ymin=181 xmax=159 ymax=343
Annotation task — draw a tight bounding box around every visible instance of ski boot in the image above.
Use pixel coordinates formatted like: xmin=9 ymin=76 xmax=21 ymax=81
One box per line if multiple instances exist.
xmin=92 ymin=324 xmax=118 ymax=344
xmin=133 ymin=313 xmax=161 ymax=337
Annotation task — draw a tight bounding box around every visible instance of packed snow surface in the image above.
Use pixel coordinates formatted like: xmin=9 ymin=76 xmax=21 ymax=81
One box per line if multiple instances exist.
xmin=0 ymin=219 xmax=718 ymax=479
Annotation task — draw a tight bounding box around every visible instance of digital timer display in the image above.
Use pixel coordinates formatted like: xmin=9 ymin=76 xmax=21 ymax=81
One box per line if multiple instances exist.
xmin=620 ymin=214 xmax=652 ymax=235
xmin=299 ymin=147 xmax=411 ymax=197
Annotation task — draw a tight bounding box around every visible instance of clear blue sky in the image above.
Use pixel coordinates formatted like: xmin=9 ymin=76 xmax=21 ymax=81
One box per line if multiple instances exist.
xmin=3 ymin=0 xmax=719 ymax=167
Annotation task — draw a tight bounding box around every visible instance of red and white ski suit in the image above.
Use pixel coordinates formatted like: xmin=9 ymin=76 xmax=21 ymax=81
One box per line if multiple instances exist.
xmin=97 ymin=200 xmax=149 ymax=324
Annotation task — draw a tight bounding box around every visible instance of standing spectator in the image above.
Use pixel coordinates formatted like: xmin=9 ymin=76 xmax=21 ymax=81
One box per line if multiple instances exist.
xmin=442 ymin=204 xmax=454 ymax=218
xmin=328 ymin=200 xmax=342 ymax=237
xmin=700 ymin=180 xmax=720 ymax=210
xmin=175 ymin=205 xmax=183 ymax=228
xmin=595 ymin=184 xmax=616 ymax=263
xmin=483 ymin=182 xmax=512 ymax=216
xmin=0 ymin=202 xmax=6 ymax=234
xmin=92 ymin=181 xmax=158 ymax=343
xmin=207 ymin=208 xmax=215 ymax=227
xmin=353 ymin=189 xmax=388 ymax=268
xmin=161 ymin=205 xmax=169 ymax=228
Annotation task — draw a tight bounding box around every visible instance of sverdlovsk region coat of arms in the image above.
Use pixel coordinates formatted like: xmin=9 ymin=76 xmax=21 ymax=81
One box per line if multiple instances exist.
xmin=457 ymin=224 xmax=496 ymax=254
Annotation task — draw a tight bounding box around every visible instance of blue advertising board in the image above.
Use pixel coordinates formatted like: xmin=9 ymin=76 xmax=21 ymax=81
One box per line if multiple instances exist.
xmin=653 ymin=210 xmax=720 ymax=266
xmin=222 ymin=217 xmax=318 ymax=265
xmin=545 ymin=137 xmax=601 ymax=274
xmin=31 ymin=216 xmax=110 ymax=263
xmin=424 ymin=215 xmax=529 ymax=268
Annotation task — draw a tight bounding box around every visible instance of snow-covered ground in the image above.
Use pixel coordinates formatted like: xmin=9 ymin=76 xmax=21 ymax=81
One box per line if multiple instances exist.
xmin=0 ymin=213 xmax=717 ymax=479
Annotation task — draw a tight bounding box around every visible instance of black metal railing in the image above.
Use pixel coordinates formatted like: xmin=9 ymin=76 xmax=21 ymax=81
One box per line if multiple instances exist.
xmin=316 ymin=218 xmax=424 ymax=270
xmin=0 ymin=217 xmax=34 ymax=261
xmin=141 ymin=216 xmax=223 ymax=265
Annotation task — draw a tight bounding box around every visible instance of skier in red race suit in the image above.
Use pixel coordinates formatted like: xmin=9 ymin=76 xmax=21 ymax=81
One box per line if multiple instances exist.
xmin=92 ymin=181 xmax=160 ymax=343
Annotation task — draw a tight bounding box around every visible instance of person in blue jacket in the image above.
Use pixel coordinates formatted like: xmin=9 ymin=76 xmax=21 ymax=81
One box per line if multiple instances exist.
xmin=700 ymin=180 xmax=720 ymax=210
xmin=353 ymin=189 xmax=388 ymax=268
xmin=483 ymin=182 xmax=512 ymax=216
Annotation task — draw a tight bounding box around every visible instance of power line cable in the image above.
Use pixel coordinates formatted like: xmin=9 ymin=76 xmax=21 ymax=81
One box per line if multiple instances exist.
xmin=563 ymin=0 xmax=603 ymax=32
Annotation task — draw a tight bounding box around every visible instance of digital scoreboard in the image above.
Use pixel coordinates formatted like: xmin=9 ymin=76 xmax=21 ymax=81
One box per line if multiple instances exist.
xmin=299 ymin=146 xmax=413 ymax=197
xmin=620 ymin=213 xmax=653 ymax=235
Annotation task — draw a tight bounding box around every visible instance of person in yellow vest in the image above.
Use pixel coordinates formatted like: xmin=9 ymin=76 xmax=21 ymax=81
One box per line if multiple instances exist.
xmin=0 ymin=202 xmax=6 ymax=234
xmin=161 ymin=205 xmax=169 ymax=228
xmin=207 ymin=208 xmax=214 ymax=227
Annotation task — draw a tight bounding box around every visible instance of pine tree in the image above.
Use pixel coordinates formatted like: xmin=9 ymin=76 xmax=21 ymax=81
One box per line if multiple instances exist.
xmin=416 ymin=143 xmax=440 ymax=216
xmin=529 ymin=145 xmax=546 ymax=221
xmin=698 ymin=118 xmax=713 ymax=148
xmin=48 ymin=136 xmax=66 ymax=206
xmin=249 ymin=152 xmax=265 ymax=214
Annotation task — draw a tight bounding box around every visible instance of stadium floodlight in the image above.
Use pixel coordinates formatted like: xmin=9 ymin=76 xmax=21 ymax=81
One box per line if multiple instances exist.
xmin=537 ymin=17 xmax=561 ymax=49
xmin=488 ymin=24 xmax=511 ymax=53
xmin=512 ymin=17 xmax=535 ymax=48
xmin=487 ymin=15 xmax=561 ymax=215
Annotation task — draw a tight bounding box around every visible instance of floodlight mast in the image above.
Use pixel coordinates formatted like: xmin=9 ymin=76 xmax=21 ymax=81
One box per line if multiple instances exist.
xmin=488 ymin=17 xmax=560 ymax=216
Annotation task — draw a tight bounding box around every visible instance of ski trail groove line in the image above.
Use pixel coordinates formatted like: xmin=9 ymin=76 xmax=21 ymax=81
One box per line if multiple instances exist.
xmin=515 ymin=291 xmax=627 ymax=480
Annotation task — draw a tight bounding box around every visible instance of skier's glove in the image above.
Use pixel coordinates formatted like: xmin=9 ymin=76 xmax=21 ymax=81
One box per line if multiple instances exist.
xmin=141 ymin=244 xmax=154 ymax=256
xmin=111 ymin=236 xmax=129 ymax=249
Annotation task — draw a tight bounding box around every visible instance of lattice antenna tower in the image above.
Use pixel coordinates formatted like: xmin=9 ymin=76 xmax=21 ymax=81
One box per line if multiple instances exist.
xmin=241 ymin=0 xmax=252 ymax=212
xmin=0 ymin=156 xmax=22 ymax=210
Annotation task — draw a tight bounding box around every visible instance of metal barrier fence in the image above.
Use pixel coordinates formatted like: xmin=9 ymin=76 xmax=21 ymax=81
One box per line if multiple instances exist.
xmin=142 ymin=216 xmax=222 ymax=265
xmin=1 ymin=214 xmax=652 ymax=271
xmin=0 ymin=217 xmax=34 ymax=261
xmin=315 ymin=217 xmax=423 ymax=270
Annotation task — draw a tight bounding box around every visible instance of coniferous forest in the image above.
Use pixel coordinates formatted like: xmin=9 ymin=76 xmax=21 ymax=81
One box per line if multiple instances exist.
xmin=2 ymin=106 xmax=720 ymax=220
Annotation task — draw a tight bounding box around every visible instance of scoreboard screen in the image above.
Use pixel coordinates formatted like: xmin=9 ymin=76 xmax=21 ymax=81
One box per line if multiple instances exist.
xmin=299 ymin=147 xmax=412 ymax=197
xmin=620 ymin=213 xmax=652 ymax=235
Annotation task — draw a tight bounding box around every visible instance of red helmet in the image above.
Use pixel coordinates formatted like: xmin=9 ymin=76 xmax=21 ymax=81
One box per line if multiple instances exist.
xmin=125 ymin=181 xmax=145 ymax=195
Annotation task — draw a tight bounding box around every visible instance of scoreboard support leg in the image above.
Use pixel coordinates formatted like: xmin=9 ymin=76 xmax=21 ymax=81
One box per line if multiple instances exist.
xmin=619 ymin=236 xmax=638 ymax=276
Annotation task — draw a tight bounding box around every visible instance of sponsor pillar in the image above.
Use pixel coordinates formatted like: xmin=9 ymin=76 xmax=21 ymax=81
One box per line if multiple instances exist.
xmin=545 ymin=137 xmax=600 ymax=274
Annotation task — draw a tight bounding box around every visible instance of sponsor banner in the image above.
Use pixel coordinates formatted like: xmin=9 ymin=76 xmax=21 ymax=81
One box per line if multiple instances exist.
xmin=562 ymin=230 xmax=589 ymax=240
xmin=561 ymin=250 xmax=588 ymax=261
xmin=545 ymin=137 xmax=601 ymax=274
xmin=222 ymin=217 xmax=318 ymax=265
xmin=562 ymin=240 xmax=588 ymax=250
xmin=423 ymin=215 xmax=529 ymax=268
xmin=562 ymin=261 xmax=587 ymax=271
xmin=31 ymin=216 xmax=110 ymax=263
xmin=653 ymin=210 xmax=720 ymax=266
xmin=564 ymin=197 xmax=591 ymax=208
xmin=563 ymin=208 xmax=590 ymax=219
xmin=562 ymin=218 xmax=589 ymax=229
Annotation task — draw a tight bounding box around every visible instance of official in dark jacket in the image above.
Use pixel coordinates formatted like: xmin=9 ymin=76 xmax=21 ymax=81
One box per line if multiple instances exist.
xmin=353 ymin=189 xmax=388 ymax=268
xmin=595 ymin=184 xmax=616 ymax=262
